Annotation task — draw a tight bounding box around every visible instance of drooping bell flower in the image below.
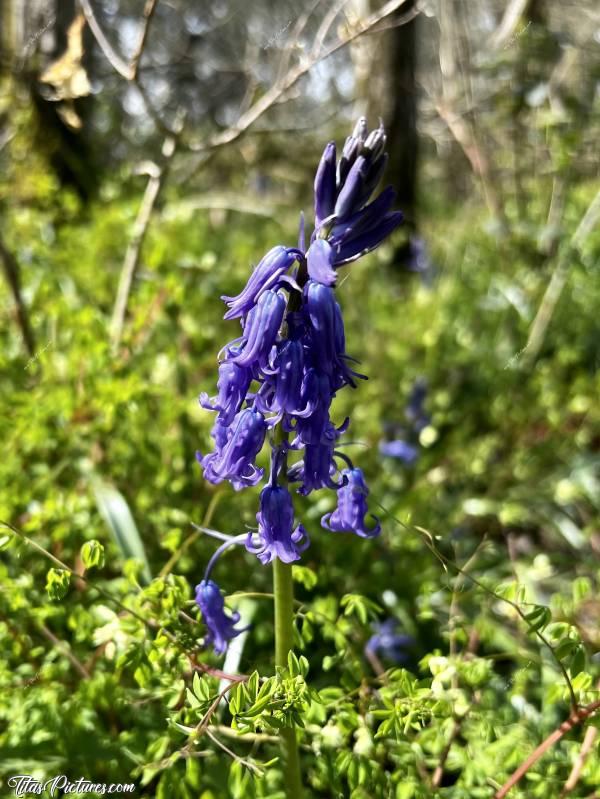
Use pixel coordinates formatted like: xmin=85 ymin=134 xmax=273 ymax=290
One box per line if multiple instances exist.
xmin=230 ymin=288 xmax=286 ymax=370
xmin=304 ymin=280 xmax=361 ymax=389
xmin=254 ymin=314 xmax=309 ymax=418
xmin=321 ymin=466 xmax=381 ymax=538
xmin=294 ymin=369 xmax=333 ymax=445
xmin=289 ymin=420 xmax=347 ymax=495
xmin=199 ymin=360 xmax=253 ymax=426
xmin=197 ymin=407 xmax=267 ymax=489
xmin=245 ymin=447 xmax=310 ymax=563
xmin=195 ymin=579 xmax=244 ymax=655
xmin=245 ymin=482 xmax=309 ymax=564
xmin=334 ymin=155 xmax=372 ymax=221
xmin=222 ymin=246 xmax=297 ymax=320
xmin=306 ymin=238 xmax=337 ymax=286
xmin=329 ymin=185 xmax=403 ymax=266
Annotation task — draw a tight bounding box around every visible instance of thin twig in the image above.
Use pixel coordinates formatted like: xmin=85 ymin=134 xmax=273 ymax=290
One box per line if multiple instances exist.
xmin=205 ymin=728 xmax=264 ymax=776
xmin=38 ymin=621 xmax=91 ymax=679
xmin=213 ymin=725 xmax=278 ymax=744
xmin=78 ymin=0 xmax=131 ymax=78
xmin=523 ymin=187 xmax=600 ymax=367
xmin=1 ymin=519 xmax=244 ymax=683
xmin=78 ymin=0 xmax=159 ymax=81
xmin=432 ymin=718 xmax=462 ymax=788
xmin=494 ymin=700 xmax=600 ymax=799
xmin=560 ymin=706 xmax=599 ymax=796
xmin=1 ymin=520 xmax=152 ymax=629
xmin=129 ymin=0 xmax=159 ymax=81
xmin=374 ymin=501 xmax=579 ymax=711
xmin=0 ymin=233 xmax=36 ymax=357
xmin=79 ymin=0 xmax=173 ymax=136
xmin=109 ymin=132 xmax=179 ymax=353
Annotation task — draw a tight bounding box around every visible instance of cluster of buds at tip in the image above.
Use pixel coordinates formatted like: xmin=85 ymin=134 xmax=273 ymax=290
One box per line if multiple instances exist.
xmin=195 ymin=118 xmax=403 ymax=653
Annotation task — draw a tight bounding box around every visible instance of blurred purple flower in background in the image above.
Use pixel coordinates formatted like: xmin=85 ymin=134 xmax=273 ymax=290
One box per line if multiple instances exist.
xmin=365 ymin=618 xmax=414 ymax=664
xmin=380 ymin=378 xmax=430 ymax=466
xmin=379 ymin=439 xmax=419 ymax=464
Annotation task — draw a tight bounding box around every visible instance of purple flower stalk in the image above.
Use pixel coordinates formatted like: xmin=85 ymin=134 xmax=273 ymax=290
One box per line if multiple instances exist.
xmin=196 ymin=118 xmax=402 ymax=653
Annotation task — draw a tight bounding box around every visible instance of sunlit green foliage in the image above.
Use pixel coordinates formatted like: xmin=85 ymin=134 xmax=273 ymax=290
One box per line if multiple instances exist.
xmin=1 ymin=74 xmax=599 ymax=798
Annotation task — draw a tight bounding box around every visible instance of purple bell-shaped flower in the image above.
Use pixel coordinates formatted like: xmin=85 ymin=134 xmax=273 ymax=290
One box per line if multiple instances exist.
xmin=321 ymin=466 xmax=381 ymax=538
xmin=195 ymin=579 xmax=244 ymax=655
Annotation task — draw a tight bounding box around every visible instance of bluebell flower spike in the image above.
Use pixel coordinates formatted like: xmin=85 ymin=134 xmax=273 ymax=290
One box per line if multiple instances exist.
xmin=197 ymin=118 xmax=402 ymax=610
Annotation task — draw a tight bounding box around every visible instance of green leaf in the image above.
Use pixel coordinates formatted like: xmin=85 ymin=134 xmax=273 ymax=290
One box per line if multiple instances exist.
xmin=288 ymin=651 xmax=301 ymax=677
xmin=80 ymin=539 xmax=105 ymax=570
xmin=92 ymin=477 xmax=152 ymax=584
xmin=292 ymin=565 xmax=318 ymax=590
xmin=45 ymin=568 xmax=71 ymax=600
xmin=523 ymin=604 xmax=551 ymax=632
xmin=0 ymin=532 xmax=12 ymax=550
xmin=568 ymin=645 xmax=586 ymax=677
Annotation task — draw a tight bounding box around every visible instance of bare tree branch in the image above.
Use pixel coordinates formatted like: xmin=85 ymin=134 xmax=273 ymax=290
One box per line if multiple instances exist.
xmin=38 ymin=621 xmax=91 ymax=680
xmin=489 ymin=0 xmax=530 ymax=51
xmin=78 ymin=0 xmax=175 ymax=135
xmin=78 ymin=0 xmax=159 ymax=81
xmin=187 ymin=0 xmax=412 ymax=162
xmin=0 ymin=233 xmax=36 ymax=357
xmin=109 ymin=133 xmax=178 ymax=353
xmin=78 ymin=0 xmax=132 ymax=79
xmin=130 ymin=0 xmax=159 ymax=81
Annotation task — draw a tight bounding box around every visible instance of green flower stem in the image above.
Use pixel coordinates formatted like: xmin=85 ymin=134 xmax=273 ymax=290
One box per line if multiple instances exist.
xmin=271 ymin=255 xmax=306 ymax=799
xmin=273 ymin=559 xmax=303 ymax=798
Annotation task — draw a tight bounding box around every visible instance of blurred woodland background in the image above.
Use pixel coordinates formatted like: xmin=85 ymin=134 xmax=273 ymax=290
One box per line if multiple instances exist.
xmin=1 ymin=1 xmax=600 ymax=797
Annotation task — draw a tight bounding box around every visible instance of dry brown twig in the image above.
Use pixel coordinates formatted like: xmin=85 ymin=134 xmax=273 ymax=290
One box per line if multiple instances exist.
xmin=560 ymin=723 xmax=598 ymax=797
xmin=494 ymin=699 xmax=600 ymax=799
